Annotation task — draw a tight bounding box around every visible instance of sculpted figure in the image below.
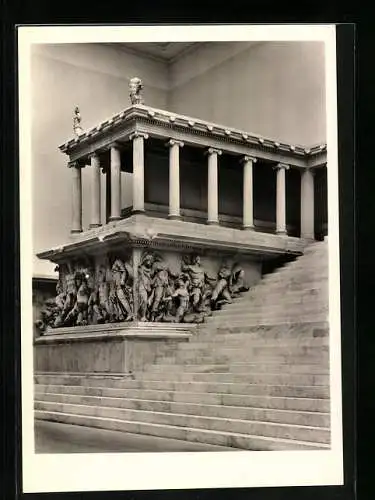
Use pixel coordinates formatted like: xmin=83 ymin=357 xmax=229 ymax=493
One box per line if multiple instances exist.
xmin=65 ymin=269 xmax=90 ymax=326
xmin=181 ymin=254 xmax=215 ymax=312
xmin=52 ymin=271 xmax=77 ymax=327
xmin=230 ymin=266 xmax=249 ymax=296
xmin=149 ymin=262 xmax=176 ymax=322
xmin=73 ymin=106 xmax=83 ymax=136
xmin=36 ymin=280 xmax=66 ymax=332
xmin=129 ymin=77 xmax=144 ymax=105
xmin=138 ymin=253 xmax=154 ymax=321
xmin=86 ymin=267 xmax=110 ymax=324
xmin=171 ymin=278 xmax=190 ymax=322
xmin=211 ymin=263 xmax=233 ymax=308
xmin=95 ymin=265 xmax=112 ymax=322
xmin=110 ymin=258 xmax=134 ymax=322
xmin=181 ymin=254 xmax=206 ymax=310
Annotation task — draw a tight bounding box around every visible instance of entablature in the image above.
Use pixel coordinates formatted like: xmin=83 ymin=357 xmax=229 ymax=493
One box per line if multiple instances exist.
xmin=60 ymin=104 xmax=327 ymax=169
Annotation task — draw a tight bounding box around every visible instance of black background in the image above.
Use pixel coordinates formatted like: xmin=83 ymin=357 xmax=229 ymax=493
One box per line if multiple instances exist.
xmin=1 ymin=8 xmax=362 ymax=500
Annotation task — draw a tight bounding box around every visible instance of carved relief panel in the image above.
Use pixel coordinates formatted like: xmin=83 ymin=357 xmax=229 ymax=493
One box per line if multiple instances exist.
xmin=36 ymin=248 xmax=255 ymax=331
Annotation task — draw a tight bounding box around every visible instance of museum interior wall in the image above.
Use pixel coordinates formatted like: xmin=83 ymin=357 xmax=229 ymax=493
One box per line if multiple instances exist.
xmin=31 ymin=42 xmax=326 ymax=276
xmin=31 ymin=44 xmax=168 ymax=275
xmin=168 ymin=41 xmax=326 ymax=146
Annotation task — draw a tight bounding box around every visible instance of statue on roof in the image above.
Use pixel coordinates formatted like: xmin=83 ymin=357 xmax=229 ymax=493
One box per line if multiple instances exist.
xmin=129 ymin=77 xmax=144 ymax=105
xmin=73 ymin=106 xmax=83 ymax=136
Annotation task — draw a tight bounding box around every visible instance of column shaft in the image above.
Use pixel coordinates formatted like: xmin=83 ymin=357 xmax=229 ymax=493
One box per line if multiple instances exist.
xmin=207 ymin=148 xmax=221 ymax=224
xmin=168 ymin=140 xmax=183 ymax=219
xmin=275 ymin=163 xmax=289 ymax=235
xmin=131 ymin=133 xmax=148 ymax=213
xmin=90 ymin=153 xmax=101 ymax=227
xmin=301 ymin=168 xmax=315 ymax=239
xmin=110 ymin=145 xmax=121 ymax=221
xmin=242 ymin=156 xmax=256 ymax=229
xmin=71 ymin=162 xmax=82 ymax=233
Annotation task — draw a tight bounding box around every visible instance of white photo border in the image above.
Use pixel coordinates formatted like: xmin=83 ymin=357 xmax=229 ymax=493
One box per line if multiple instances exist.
xmin=19 ymin=24 xmax=343 ymax=493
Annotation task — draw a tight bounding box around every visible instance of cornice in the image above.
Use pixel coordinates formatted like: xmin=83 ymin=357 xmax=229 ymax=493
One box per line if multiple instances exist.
xmin=59 ymin=104 xmax=327 ymax=166
xmin=36 ymin=216 xmax=305 ymax=264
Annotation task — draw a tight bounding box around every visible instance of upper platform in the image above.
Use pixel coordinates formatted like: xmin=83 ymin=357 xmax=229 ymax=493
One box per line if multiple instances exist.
xmin=37 ymin=79 xmax=328 ymax=265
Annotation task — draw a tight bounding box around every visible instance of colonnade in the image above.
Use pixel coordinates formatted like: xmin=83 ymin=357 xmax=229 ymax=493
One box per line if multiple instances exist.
xmin=69 ymin=134 xmax=317 ymax=240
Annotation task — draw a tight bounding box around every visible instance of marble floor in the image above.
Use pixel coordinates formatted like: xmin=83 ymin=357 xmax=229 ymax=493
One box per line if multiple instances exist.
xmin=34 ymin=420 xmax=234 ymax=453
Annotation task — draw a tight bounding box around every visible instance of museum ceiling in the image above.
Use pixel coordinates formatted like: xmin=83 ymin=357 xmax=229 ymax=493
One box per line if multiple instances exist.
xmin=106 ymin=42 xmax=200 ymax=62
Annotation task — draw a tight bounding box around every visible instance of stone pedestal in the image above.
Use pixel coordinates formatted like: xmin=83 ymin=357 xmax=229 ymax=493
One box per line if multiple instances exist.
xmin=34 ymin=323 xmax=193 ymax=374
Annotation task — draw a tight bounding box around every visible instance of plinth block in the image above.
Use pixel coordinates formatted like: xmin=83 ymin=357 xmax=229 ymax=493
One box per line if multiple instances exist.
xmin=34 ymin=322 xmax=195 ymax=374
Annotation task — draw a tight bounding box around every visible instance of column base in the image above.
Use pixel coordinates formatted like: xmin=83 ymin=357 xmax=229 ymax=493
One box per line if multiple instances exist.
xmin=109 ymin=216 xmax=122 ymax=222
xmin=206 ymin=220 xmax=219 ymax=226
xmin=242 ymin=225 xmax=255 ymax=231
xmin=89 ymin=223 xmax=102 ymax=228
xmin=301 ymin=234 xmax=315 ymax=241
xmin=70 ymin=229 xmax=83 ymax=234
xmin=276 ymin=230 xmax=288 ymax=236
xmin=168 ymin=214 xmax=181 ymax=221
xmin=132 ymin=209 xmax=146 ymax=215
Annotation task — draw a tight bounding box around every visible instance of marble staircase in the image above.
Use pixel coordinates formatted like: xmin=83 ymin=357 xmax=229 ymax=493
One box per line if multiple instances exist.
xmin=34 ymin=240 xmax=330 ymax=451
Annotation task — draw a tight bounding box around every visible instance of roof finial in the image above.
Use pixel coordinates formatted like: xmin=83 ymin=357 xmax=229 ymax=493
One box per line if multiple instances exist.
xmin=73 ymin=106 xmax=83 ymax=136
xmin=129 ymin=77 xmax=144 ymax=105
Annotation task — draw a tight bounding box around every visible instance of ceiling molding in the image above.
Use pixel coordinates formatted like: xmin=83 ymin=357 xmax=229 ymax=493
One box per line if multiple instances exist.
xmin=106 ymin=42 xmax=202 ymax=63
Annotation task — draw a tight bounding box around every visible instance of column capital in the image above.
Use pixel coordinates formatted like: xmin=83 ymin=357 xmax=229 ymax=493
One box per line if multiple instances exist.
xmin=273 ymin=162 xmax=290 ymax=171
xmin=241 ymin=155 xmax=257 ymax=164
xmin=88 ymin=151 xmax=100 ymax=160
xmin=302 ymin=166 xmax=317 ymax=175
xmin=109 ymin=141 xmax=123 ymax=150
xmin=67 ymin=160 xmax=83 ymax=169
xmin=129 ymin=131 xmax=149 ymax=141
xmin=206 ymin=147 xmax=222 ymax=156
xmin=166 ymin=139 xmax=184 ymax=148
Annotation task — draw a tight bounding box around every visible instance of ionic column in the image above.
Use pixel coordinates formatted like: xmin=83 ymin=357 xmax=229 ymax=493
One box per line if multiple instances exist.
xmin=109 ymin=144 xmax=121 ymax=221
xmin=242 ymin=155 xmax=257 ymax=230
xmin=274 ymin=163 xmax=289 ymax=235
xmin=130 ymin=132 xmax=149 ymax=213
xmin=301 ymin=167 xmax=315 ymax=240
xmin=207 ymin=148 xmax=222 ymax=225
xmin=89 ymin=153 xmax=101 ymax=228
xmin=167 ymin=139 xmax=184 ymax=219
xmin=69 ymin=161 xmax=83 ymax=234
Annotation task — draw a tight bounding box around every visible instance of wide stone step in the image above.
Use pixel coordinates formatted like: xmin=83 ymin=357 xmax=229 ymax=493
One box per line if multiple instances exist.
xmin=34 ymin=376 xmax=330 ymax=398
xmin=35 ymin=384 xmax=330 ymax=412
xmin=219 ymin=295 xmax=328 ymax=310
xmin=169 ymin=344 xmax=329 ymax=358
xmin=144 ymin=362 xmax=330 ymax=375
xmin=135 ymin=371 xmax=329 ymax=386
xmin=196 ymin=322 xmax=329 ymax=337
xmin=255 ymin=281 xmax=328 ymax=293
xmin=251 ymin=281 xmax=328 ymax=293
xmin=204 ymin=315 xmax=329 ymax=327
xmin=36 ymin=392 xmax=330 ymax=427
xmin=204 ymin=316 xmax=329 ymax=328
xmin=271 ymin=261 xmax=328 ymax=272
xmin=34 ymin=401 xmax=330 ymax=444
xmin=212 ymin=306 xmax=329 ymax=321
xmin=262 ymin=266 xmax=328 ymax=277
xmin=35 ymin=410 xmax=329 ymax=451
xmin=196 ymin=326 xmax=329 ymax=341
xmin=177 ymin=337 xmax=329 ymax=350
xmin=157 ymin=354 xmax=329 ymax=366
